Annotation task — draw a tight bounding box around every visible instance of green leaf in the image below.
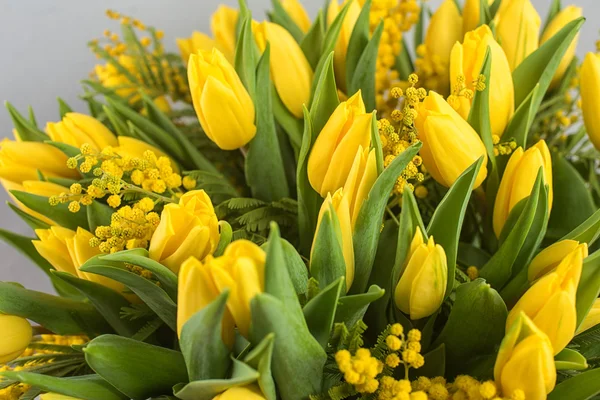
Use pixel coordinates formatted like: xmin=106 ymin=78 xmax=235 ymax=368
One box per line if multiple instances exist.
xmin=10 ymin=190 xmax=89 ymax=231
xmin=396 ymin=37 xmax=415 ymax=81
xmin=310 ymin=206 xmax=347 ymax=290
xmin=310 ymin=52 xmax=340 ymax=135
xmin=0 ymin=282 xmax=110 ymax=336
xmin=250 ymin=293 xmax=326 ymax=400
xmin=301 ymin=11 xmax=325 ymax=69
xmin=6 ymin=201 xmax=51 ymax=230
xmin=541 ymin=0 xmax=563 ymax=36
xmin=413 ymin=5 xmax=426 ymax=50
xmin=5 ymin=101 xmax=48 ymax=142
xmin=345 ymin=0 xmax=372 ymax=91
xmin=244 ymin=334 xmax=276 ymax=400
xmin=304 ymin=277 xmax=344 ymax=349
xmin=458 ymin=242 xmax=491 ymax=268
xmin=561 ymin=208 xmax=600 ymax=246
xmin=57 ymin=97 xmax=73 ymax=118
xmin=103 ymin=104 xmax=131 ymax=137
xmin=262 ymin=238 xmax=309 ymax=296
xmin=85 ymin=335 xmax=188 ymax=400
xmin=413 ymin=344 xmax=445 ymax=379
xmin=0 ymin=372 xmax=126 ymax=400
xmin=576 ymin=250 xmax=600 ymax=329
xmin=478 ymin=0 xmax=492 ymax=25
xmin=246 ymin=44 xmax=290 ymax=202
xmin=80 ymin=264 xmax=177 ymax=331
xmin=51 ymin=271 xmax=142 ymax=337
xmin=431 ymin=279 xmax=507 ymax=375
xmin=87 ymin=200 xmax=114 ymax=234
xmin=428 ymin=157 xmax=483 ymax=297
xmin=336 ymin=284 xmax=385 ymax=328
xmin=348 ymin=21 xmax=383 ymax=112
xmin=351 ymin=142 xmax=421 ymax=294
xmin=234 ymin=16 xmax=258 ymax=99
xmin=180 ymin=291 xmax=230 ymax=381
xmin=173 ymin=358 xmax=258 ymax=400
xmin=0 ymin=228 xmax=53 ymax=274
xmin=505 ymin=85 xmax=539 ymax=148
xmin=547 ymin=368 xmax=600 ymax=400
xmin=214 ymin=221 xmax=233 ymax=257
xmin=270 ymin=0 xmax=305 ymax=43
xmin=555 ymin=348 xmax=588 ymax=371
xmin=272 ymin=87 xmax=304 ymax=150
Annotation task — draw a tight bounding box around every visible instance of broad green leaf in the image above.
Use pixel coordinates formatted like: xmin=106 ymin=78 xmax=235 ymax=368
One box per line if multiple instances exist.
xmin=412 ymin=344 xmax=445 ymax=379
xmin=0 ymin=372 xmax=126 ymax=400
xmin=7 ymin=201 xmax=51 ymax=230
xmin=244 ymin=334 xmax=276 ymax=400
xmin=348 ymin=22 xmax=383 ymax=112
xmin=85 ymin=335 xmax=188 ymax=400
xmin=413 ymin=5 xmax=426 ymax=50
xmin=5 ymin=102 xmax=48 ymax=142
xmin=351 ymin=142 xmax=421 ymax=294
xmin=370 ymin=111 xmax=384 ymax=174
xmin=396 ymin=37 xmax=415 ymax=81
xmin=270 ymin=0 xmax=305 ymax=43
xmin=180 ymin=291 xmax=230 ymax=381
xmin=300 ymin=11 xmax=325 ymax=69
xmin=457 ymin=242 xmax=491 ymax=268
xmin=336 ymin=284 xmax=385 ymax=328
xmin=555 ymin=348 xmax=588 ymax=371
xmin=431 ymin=279 xmax=507 ymax=375
xmin=309 ymin=52 xmax=340 ymax=135
xmin=234 ymin=16 xmax=258 ymax=99
xmin=103 ymin=104 xmax=131 ymax=137
xmin=547 ymin=367 xmax=600 ymax=400
xmin=345 ymin=0 xmax=372 ymax=91
xmin=87 ymin=200 xmax=114 ymax=234
xmin=0 ymin=228 xmax=53 ymax=274
xmin=272 ymin=87 xmax=303 ymax=150
xmin=0 ymin=282 xmax=110 ymax=336
xmin=428 ymin=157 xmax=483 ymax=297
xmin=214 ymin=221 xmax=233 ymax=257
xmin=10 ymin=190 xmax=89 ymax=231
xmin=262 ymin=238 xmax=309 ymax=296
xmin=478 ymin=0 xmax=492 ymax=25
xmin=303 ymin=277 xmax=344 ymax=349
xmin=576 ymin=250 xmax=600 ymax=329
xmin=310 ymin=207 xmax=347 ymax=290
xmin=541 ymin=0 xmax=563 ymax=36
xmin=57 ymin=98 xmax=73 ymax=118
xmin=246 ymin=45 xmax=290 ymax=202
xmin=505 ymin=85 xmax=539 ymax=148
xmin=561 ymin=208 xmax=600 ymax=246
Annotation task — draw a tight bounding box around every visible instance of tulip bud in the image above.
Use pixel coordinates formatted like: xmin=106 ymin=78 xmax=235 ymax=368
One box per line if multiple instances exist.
xmin=210 ymin=5 xmax=239 ymax=61
xmin=1 ymin=179 xmax=68 ymax=226
xmin=114 ymin=136 xmax=178 ymax=172
xmin=450 ymin=25 xmax=514 ymax=138
xmin=149 ymin=190 xmax=220 ymax=273
xmin=307 ymin=91 xmax=372 ymax=197
xmin=311 ymin=189 xmax=355 ymax=291
xmin=394 ymin=230 xmax=447 ymax=320
xmin=254 ymin=21 xmax=314 ymax=118
xmin=327 ymin=0 xmax=361 ymax=93
xmin=188 ymin=48 xmax=257 ymax=150
xmin=580 ymin=52 xmax=600 ymax=151
xmin=528 ymin=240 xmax=587 ymax=282
xmin=46 ymin=113 xmax=118 ymax=151
xmin=415 ymin=91 xmax=488 ymax=189
xmin=0 ymin=314 xmax=32 ymax=364
xmin=494 ymin=0 xmax=541 ymax=71
xmin=177 ymin=31 xmax=218 ymax=64
xmin=577 ymin=298 xmax=600 ymax=334
xmin=507 ymin=244 xmax=585 ymax=354
xmin=177 ymin=256 xmax=235 ymax=347
xmin=213 ymin=384 xmax=266 ymax=400
xmin=343 ymin=146 xmax=378 ymax=227
xmin=492 ymin=141 xmax=552 ymax=238
xmin=494 ymin=312 xmax=556 ymax=400
xmin=540 ymin=6 xmax=582 ymax=89
xmin=462 ymin=0 xmax=494 ymax=35
xmin=282 ymin=0 xmax=312 ymax=33
xmin=424 ymin=0 xmax=463 ymax=80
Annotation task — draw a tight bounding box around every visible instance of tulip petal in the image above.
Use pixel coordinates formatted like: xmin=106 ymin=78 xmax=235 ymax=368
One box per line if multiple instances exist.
xmin=532 ymin=290 xmax=577 ymax=354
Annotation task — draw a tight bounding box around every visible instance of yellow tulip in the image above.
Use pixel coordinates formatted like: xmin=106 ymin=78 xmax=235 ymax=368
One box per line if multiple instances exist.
xmin=492 ymin=141 xmax=553 ymax=238
xmin=450 ymin=25 xmax=514 ymax=138
xmin=149 ymin=190 xmax=220 ymax=273
xmin=494 ymin=0 xmax=541 ymax=71
xmin=394 ymin=229 xmax=447 ymax=320
xmin=415 ymin=91 xmax=488 ymax=189
xmin=425 ymin=0 xmax=463 ymax=79
xmin=254 ymin=21 xmax=314 ymax=118
xmin=307 ymin=91 xmax=372 ymax=197
xmin=0 ymin=138 xmax=79 ymax=184
xmin=177 ymin=31 xmax=218 ymax=63
xmin=462 ymin=0 xmax=494 ymax=35
xmin=114 ymin=136 xmax=177 ymax=171
xmin=528 ymin=240 xmax=586 ymax=282
xmin=1 ymin=179 xmax=68 ymax=226
xmin=494 ymin=312 xmax=556 ymax=400
xmin=0 ymin=314 xmax=32 ymax=364
xmin=40 ymin=394 xmax=82 ymax=400
xmin=540 ymin=6 xmax=582 ymax=89
xmin=188 ymin=48 xmax=256 ymax=150
xmin=327 ymin=0 xmax=361 ymax=93
xmin=213 ymin=384 xmax=266 ymax=400
xmin=177 ymin=256 xmax=235 ymax=347
xmin=580 ymin=52 xmax=600 ymax=151
xmin=577 ymin=299 xmax=600 ymax=334
xmin=311 ymin=189 xmax=355 ymax=291
xmin=283 ymin=0 xmax=312 ymax=33
xmin=32 ymin=226 xmax=127 ymax=294
xmin=506 ymin=244 xmax=586 ymax=354
xmin=46 ymin=113 xmax=118 ymax=151
xmin=342 ymin=146 xmax=377 ymax=227
xmin=211 ymin=5 xmax=239 ymax=60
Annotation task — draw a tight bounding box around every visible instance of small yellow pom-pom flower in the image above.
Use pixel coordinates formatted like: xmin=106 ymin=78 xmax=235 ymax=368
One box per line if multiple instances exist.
xmin=410 ymin=391 xmax=427 ymax=400
xmin=407 ymin=329 xmax=421 ymax=342
xmin=479 ymin=381 xmax=497 ymax=399
xmin=386 ymin=335 xmax=402 ymax=351
xmin=407 ymin=341 xmax=421 ymax=352
xmin=429 ymin=383 xmax=449 ymax=400
xmin=467 ymin=266 xmax=479 ymax=280
xmin=414 ymin=376 xmax=431 ymax=391
xmin=69 ymin=183 xmax=82 ymax=195
xmin=390 ymin=323 xmax=404 ymax=336
xmin=107 ymin=195 xmax=121 ymax=208
xmin=67 ymin=157 xmax=78 ymax=169
xmin=510 ymin=389 xmax=526 ymax=400
xmin=386 ymin=353 xmax=401 ymax=368
xmin=68 ymin=201 xmax=81 ymax=213
xmin=414 ymin=185 xmax=428 ymax=199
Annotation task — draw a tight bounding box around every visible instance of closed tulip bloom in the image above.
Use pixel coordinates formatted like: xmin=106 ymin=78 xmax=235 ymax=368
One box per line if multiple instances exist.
xmin=213 ymin=384 xmax=266 ymax=400
xmin=528 ymin=240 xmax=586 ymax=282
xmin=210 ymin=5 xmax=239 ymax=60
xmin=327 ymin=0 xmax=361 ymax=93
xmin=342 ymin=146 xmax=378 ymax=227
xmin=1 ymin=179 xmax=69 ymax=226
xmin=283 ymin=0 xmax=312 ymax=33
xmin=540 ymin=6 xmax=582 ymax=89
xmin=577 ymin=299 xmax=600 ymax=334
xmin=177 ymin=256 xmax=235 ymax=347
xmin=493 ymin=141 xmax=553 ymax=238
xmin=415 ymin=91 xmax=488 ymax=189
xmin=495 ymin=0 xmax=541 ymax=71
xmin=188 ymin=48 xmax=256 ymax=150
xmin=450 ymin=25 xmax=514 ymax=137
xmin=40 ymin=394 xmax=81 ymax=400
xmin=394 ymin=230 xmax=447 ymax=320
xmin=507 ymin=244 xmax=585 ymax=354
xmin=495 ymin=312 xmax=556 ymax=400
xmin=580 ymin=52 xmax=600 ymax=151
xmin=311 ymin=189 xmax=355 ymax=291
xmin=149 ymin=190 xmax=220 ymax=273
xmin=0 ymin=314 xmax=32 ymax=364
xmin=254 ymin=21 xmax=313 ymax=118
xmin=462 ymin=0 xmax=494 ymax=35
xmin=46 ymin=113 xmax=118 ymax=151
xmin=308 ymin=91 xmax=372 ymax=197
xmin=177 ymin=31 xmax=219 ymax=63
xmin=424 ymin=0 xmax=462 ymax=68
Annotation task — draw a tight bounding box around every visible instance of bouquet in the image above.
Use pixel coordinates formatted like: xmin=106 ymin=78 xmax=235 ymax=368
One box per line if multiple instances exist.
xmin=1 ymin=0 xmax=600 ymax=399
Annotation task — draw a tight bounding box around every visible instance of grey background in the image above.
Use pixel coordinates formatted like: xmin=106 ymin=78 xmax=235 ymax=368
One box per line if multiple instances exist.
xmin=0 ymin=0 xmax=597 ymax=293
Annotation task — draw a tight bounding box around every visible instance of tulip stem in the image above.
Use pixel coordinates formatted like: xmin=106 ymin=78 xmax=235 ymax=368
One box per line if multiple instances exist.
xmin=239 ymin=146 xmax=248 ymax=158
xmin=122 ymin=184 xmax=177 ymax=204
xmin=386 ymin=207 xmax=400 ymax=226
